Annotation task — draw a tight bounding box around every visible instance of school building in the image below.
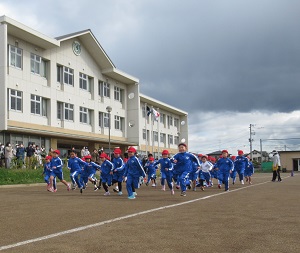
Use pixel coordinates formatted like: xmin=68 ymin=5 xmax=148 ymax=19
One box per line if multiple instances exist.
xmin=0 ymin=15 xmax=188 ymax=157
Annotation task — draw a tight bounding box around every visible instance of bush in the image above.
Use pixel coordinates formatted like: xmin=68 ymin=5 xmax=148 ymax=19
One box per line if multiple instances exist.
xmin=0 ymin=162 xmax=69 ymax=185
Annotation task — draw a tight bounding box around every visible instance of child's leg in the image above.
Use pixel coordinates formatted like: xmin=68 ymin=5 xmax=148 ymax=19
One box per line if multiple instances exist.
xmin=102 ymin=182 xmax=109 ymax=192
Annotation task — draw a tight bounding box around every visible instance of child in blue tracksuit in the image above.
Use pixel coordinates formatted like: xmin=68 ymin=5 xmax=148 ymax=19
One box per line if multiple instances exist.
xmin=123 ymin=147 xmax=146 ymax=199
xmin=214 ymin=150 xmax=234 ymax=191
xmin=153 ymin=149 xmax=174 ymax=194
xmin=99 ymin=153 xmax=114 ymax=196
xmin=229 ymin=156 xmax=236 ymax=184
xmin=244 ymin=157 xmax=254 ymax=184
xmin=80 ymin=155 xmax=101 ymax=193
xmin=171 ymin=143 xmax=201 ymax=196
xmin=49 ymin=150 xmax=70 ymax=192
xmin=42 ymin=155 xmax=57 ymax=192
xmin=111 ymin=148 xmax=125 ymax=195
xmin=68 ymin=151 xmax=86 ymax=190
xmin=234 ymin=150 xmax=248 ymax=184
xmin=144 ymin=157 xmax=158 ymax=187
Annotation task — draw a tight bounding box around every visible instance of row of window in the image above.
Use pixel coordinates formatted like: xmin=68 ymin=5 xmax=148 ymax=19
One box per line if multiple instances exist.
xmin=9 ymin=45 xmax=124 ymax=101
xmin=8 ymin=89 xmax=124 ymax=130
xmin=142 ymin=129 xmax=179 ymax=145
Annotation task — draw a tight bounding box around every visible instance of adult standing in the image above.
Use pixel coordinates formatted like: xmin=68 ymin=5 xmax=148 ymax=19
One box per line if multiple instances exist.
xmin=25 ymin=143 xmax=35 ymax=168
xmin=16 ymin=143 xmax=26 ymax=168
xmin=271 ymin=150 xmax=282 ymax=182
xmin=4 ymin=142 xmax=13 ymax=168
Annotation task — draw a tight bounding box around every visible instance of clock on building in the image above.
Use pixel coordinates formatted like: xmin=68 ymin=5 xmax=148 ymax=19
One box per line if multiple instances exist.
xmin=72 ymin=41 xmax=81 ymax=56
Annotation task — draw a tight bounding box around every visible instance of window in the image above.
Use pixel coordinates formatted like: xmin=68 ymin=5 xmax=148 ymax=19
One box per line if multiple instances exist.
xmin=168 ymin=134 xmax=173 ymax=145
xmin=64 ymin=103 xmax=74 ymax=121
xmin=99 ymin=81 xmax=110 ymax=98
xmin=9 ymin=89 xmax=22 ymax=111
xmin=79 ymin=73 xmax=88 ymax=90
xmin=114 ymin=116 xmax=124 ymax=130
xmin=174 ymin=136 xmax=179 ymax=145
xmin=99 ymin=112 xmax=103 ymax=127
xmin=57 ymin=102 xmax=63 ymax=120
xmin=153 ymin=131 xmax=158 ymax=142
xmin=31 ymin=94 xmax=47 ymax=116
xmin=143 ymin=129 xmax=149 ymax=141
xmin=80 ymin=107 xmax=89 ymax=124
xmin=31 ymin=53 xmax=47 ymax=77
xmin=142 ymin=104 xmax=147 ymax=118
xmin=174 ymin=118 xmax=179 ymax=128
xmin=160 ymin=133 xmax=166 ymax=143
xmin=114 ymin=86 xmax=123 ymax=102
xmin=104 ymin=112 xmax=110 ymax=127
xmin=160 ymin=113 xmax=165 ymax=124
xmin=57 ymin=65 xmax=74 ymax=85
xmin=9 ymin=45 xmax=22 ymax=69
xmin=167 ymin=115 xmax=173 ymax=126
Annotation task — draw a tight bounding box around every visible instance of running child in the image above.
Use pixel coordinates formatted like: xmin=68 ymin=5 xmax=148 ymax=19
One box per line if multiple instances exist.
xmin=111 ymin=148 xmax=125 ymax=195
xmin=171 ymin=143 xmax=201 ymax=196
xmin=153 ymin=150 xmax=174 ymax=194
xmin=49 ymin=150 xmax=70 ymax=192
xmin=80 ymin=155 xmax=101 ymax=194
xmin=68 ymin=151 xmax=85 ymax=190
xmin=144 ymin=156 xmax=158 ymax=187
xmin=245 ymin=157 xmax=254 ymax=184
xmin=214 ymin=150 xmax=234 ymax=191
xmin=42 ymin=155 xmax=57 ymax=192
xmin=123 ymin=147 xmax=146 ymax=199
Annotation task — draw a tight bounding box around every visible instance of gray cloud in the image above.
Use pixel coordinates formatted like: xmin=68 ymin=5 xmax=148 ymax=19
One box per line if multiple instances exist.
xmin=2 ymin=0 xmax=300 ymax=153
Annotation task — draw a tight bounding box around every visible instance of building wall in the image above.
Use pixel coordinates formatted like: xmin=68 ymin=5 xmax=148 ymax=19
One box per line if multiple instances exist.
xmin=279 ymin=152 xmax=300 ymax=171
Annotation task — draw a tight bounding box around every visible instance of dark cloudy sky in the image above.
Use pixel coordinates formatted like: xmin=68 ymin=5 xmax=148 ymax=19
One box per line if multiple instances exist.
xmin=2 ymin=0 xmax=300 ymax=154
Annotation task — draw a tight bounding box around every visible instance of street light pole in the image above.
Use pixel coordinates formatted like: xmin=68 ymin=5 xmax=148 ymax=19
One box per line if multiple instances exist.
xmin=106 ymin=106 xmax=112 ymax=158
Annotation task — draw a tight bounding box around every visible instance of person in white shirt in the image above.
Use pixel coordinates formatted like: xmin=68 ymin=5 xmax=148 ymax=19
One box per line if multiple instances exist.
xmin=271 ymin=150 xmax=282 ymax=182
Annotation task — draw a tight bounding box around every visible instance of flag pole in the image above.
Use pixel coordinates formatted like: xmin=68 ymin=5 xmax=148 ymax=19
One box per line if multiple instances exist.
xmin=157 ymin=107 xmax=160 ymax=158
xmin=151 ymin=106 xmax=154 ymax=155
xmin=145 ymin=103 xmax=148 ymax=156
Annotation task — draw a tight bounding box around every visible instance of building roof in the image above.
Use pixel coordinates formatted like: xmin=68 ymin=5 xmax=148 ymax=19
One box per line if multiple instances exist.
xmin=56 ymin=29 xmax=139 ymax=85
xmin=1 ymin=15 xmax=139 ymax=85
xmin=140 ymin=94 xmax=188 ymax=115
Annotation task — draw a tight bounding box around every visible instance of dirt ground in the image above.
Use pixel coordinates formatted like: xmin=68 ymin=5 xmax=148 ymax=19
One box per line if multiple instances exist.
xmin=0 ymin=172 xmax=299 ymax=253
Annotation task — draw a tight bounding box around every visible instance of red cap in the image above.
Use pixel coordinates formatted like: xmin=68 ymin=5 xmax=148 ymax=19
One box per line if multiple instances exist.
xmin=231 ymin=156 xmax=236 ymax=160
xmin=85 ymin=155 xmax=92 ymax=159
xmin=201 ymin=154 xmax=208 ymax=159
xmin=53 ymin=149 xmax=60 ymax=155
xmin=45 ymin=156 xmax=52 ymax=160
xmin=198 ymin=154 xmax=203 ymax=157
xmin=127 ymin=147 xmax=136 ymax=153
xmin=114 ymin=148 xmax=122 ymax=155
xmin=99 ymin=153 xmax=107 ymax=158
xmin=238 ymin=150 xmax=244 ymax=155
xmin=178 ymin=143 xmax=187 ymax=148
xmin=162 ymin=150 xmax=169 ymax=155
xmin=149 ymin=157 xmax=154 ymax=161
xmin=222 ymin=150 xmax=228 ymax=154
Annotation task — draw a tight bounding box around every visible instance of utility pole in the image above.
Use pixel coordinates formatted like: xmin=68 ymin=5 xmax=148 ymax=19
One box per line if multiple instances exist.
xmin=249 ymin=124 xmax=255 ymax=160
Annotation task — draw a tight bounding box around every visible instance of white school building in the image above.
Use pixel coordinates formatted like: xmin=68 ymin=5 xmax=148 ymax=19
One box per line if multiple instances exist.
xmin=0 ymin=16 xmax=188 ymax=157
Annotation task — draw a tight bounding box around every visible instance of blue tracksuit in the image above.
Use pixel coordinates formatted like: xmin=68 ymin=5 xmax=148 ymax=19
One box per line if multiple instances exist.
xmin=154 ymin=158 xmax=173 ymax=189
xmin=50 ymin=156 xmax=64 ymax=180
xmin=171 ymin=152 xmax=201 ymax=192
xmin=124 ymin=156 xmax=146 ymax=197
xmin=244 ymin=161 xmax=254 ymax=177
xmin=144 ymin=161 xmax=158 ymax=184
xmin=100 ymin=159 xmax=114 ymax=185
xmin=215 ymin=157 xmax=234 ymax=191
xmin=112 ymin=157 xmax=125 ymax=183
xmin=68 ymin=157 xmax=85 ymax=187
xmin=234 ymin=155 xmax=248 ymax=181
xmin=43 ymin=162 xmax=57 ymax=189
xmin=81 ymin=161 xmax=101 ymax=187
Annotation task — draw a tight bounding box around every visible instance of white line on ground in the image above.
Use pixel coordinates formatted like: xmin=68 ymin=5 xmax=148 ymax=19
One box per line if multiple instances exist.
xmin=0 ymin=176 xmax=291 ymax=251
